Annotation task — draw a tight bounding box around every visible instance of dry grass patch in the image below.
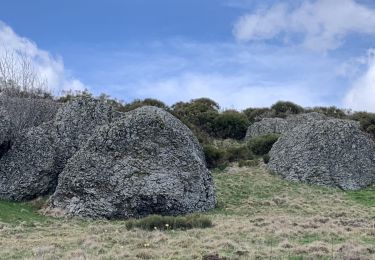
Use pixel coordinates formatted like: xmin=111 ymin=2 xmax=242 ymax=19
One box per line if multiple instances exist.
xmin=0 ymin=164 xmax=374 ymax=259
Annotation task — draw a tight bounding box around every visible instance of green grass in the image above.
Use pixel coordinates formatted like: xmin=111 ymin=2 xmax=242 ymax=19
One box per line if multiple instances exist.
xmin=346 ymin=185 xmax=375 ymax=207
xmin=0 ymin=199 xmax=48 ymax=224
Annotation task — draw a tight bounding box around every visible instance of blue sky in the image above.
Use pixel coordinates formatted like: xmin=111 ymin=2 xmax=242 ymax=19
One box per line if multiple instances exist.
xmin=1 ymin=0 xmax=375 ymax=111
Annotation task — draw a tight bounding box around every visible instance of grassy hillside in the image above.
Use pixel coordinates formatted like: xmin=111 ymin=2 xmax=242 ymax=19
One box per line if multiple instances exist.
xmin=0 ymin=164 xmax=374 ymax=259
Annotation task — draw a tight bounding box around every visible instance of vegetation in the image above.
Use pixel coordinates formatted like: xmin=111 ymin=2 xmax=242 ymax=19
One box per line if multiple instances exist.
xmin=125 ymin=214 xmax=212 ymax=231
xmin=271 ymin=101 xmax=304 ymax=118
xmin=1 ymin=165 xmax=374 ymax=259
xmin=247 ymin=134 xmax=280 ymax=156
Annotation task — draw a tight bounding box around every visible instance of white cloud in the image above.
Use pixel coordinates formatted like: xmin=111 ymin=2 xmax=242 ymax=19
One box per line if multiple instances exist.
xmin=234 ymin=0 xmax=375 ymax=52
xmin=0 ymin=21 xmax=86 ymax=94
xmin=344 ymin=49 xmax=375 ymax=112
xmin=134 ymin=72 xmax=327 ymax=110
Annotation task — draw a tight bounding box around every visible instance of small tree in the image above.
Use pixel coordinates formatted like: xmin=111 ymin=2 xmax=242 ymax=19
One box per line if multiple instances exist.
xmin=0 ymin=47 xmax=50 ymax=98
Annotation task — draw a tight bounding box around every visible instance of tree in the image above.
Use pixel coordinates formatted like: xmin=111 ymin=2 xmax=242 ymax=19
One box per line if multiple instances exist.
xmin=0 ymin=47 xmax=50 ymax=98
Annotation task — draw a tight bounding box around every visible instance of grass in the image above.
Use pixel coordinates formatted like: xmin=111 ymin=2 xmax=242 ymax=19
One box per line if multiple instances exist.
xmin=0 ymin=164 xmax=374 ymax=259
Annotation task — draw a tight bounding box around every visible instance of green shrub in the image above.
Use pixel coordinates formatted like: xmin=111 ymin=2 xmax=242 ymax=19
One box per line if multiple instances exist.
xmin=203 ymin=145 xmax=225 ymax=169
xmin=271 ymin=101 xmax=304 ymax=117
xmin=307 ymin=106 xmax=347 ymax=119
xmin=351 ymin=112 xmax=375 ymax=139
xmin=248 ymin=134 xmax=280 ymax=155
xmin=125 ymin=214 xmax=213 ymax=231
xmin=243 ymin=107 xmax=272 ymax=123
xmin=224 ymin=146 xmax=254 ymax=162
xmin=212 ymin=110 xmax=249 ymax=140
xmin=238 ymin=159 xmax=259 ymax=167
xmin=171 ymin=98 xmax=220 ymax=136
xmin=263 ymin=154 xmax=271 ymax=164
xmin=120 ymin=98 xmax=167 ymax=112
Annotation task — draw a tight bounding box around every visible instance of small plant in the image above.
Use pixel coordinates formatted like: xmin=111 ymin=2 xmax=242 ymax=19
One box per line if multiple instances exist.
xmin=125 ymin=214 xmax=213 ymax=231
xmin=247 ymin=134 xmax=280 ymax=155
xmin=263 ymin=154 xmax=271 ymax=164
xmin=238 ymin=159 xmax=260 ymax=167
xmin=224 ymin=146 xmax=254 ymax=162
xmin=203 ymin=145 xmax=226 ymax=169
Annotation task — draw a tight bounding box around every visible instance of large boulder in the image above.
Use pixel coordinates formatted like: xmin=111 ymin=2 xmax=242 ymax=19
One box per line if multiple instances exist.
xmin=269 ymin=119 xmax=375 ymax=190
xmin=49 ymin=106 xmax=216 ymax=219
xmin=0 ymin=96 xmax=118 ymax=201
xmin=245 ymin=112 xmax=327 ymax=140
xmin=0 ymin=123 xmax=58 ymax=201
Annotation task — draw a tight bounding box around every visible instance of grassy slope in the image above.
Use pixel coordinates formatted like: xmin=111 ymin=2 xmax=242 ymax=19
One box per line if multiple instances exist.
xmin=0 ymin=164 xmax=374 ymax=259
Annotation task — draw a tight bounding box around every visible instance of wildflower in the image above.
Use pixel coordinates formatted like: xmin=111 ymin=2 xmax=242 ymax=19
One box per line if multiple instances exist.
xmin=165 ymin=224 xmax=169 ymax=227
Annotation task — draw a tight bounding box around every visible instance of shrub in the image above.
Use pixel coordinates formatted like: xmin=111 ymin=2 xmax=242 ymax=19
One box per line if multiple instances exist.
xmin=203 ymin=145 xmax=225 ymax=169
xmin=248 ymin=134 xmax=280 ymax=155
xmin=263 ymin=154 xmax=271 ymax=164
xmin=271 ymin=101 xmax=304 ymax=117
xmin=243 ymin=107 xmax=272 ymax=123
xmin=212 ymin=110 xmax=249 ymax=140
xmin=238 ymin=159 xmax=259 ymax=167
xmin=125 ymin=214 xmax=212 ymax=231
xmin=351 ymin=112 xmax=375 ymax=139
xmin=120 ymin=98 xmax=167 ymax=112
xmin=171 ymin=98 xmax=220 ymax=135
xmin=307 ymin=106 xmax=347 ymax=119
xmin=224 ymin=146 xmax=254 ymax=162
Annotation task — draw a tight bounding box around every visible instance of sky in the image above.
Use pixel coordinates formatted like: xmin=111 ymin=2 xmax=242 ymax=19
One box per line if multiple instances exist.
xmin=1 ymin=0 xmax=375 ymax=111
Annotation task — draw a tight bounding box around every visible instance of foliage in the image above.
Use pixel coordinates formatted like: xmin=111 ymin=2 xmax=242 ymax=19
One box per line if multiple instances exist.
xmin=203 ymin=145 xmax=226 ymax=169
xmin=171 ymin=98 xmax=220 ymax=135
xmin=307 ymin=106 xmax=347 ymax=119
xmin=263 ymin=154 xmax=271 ymax=164
xmin=238 ymin=159 xmax=259 ymax=167
xmin=247 ymin=134 xmax=280 ymax=155
xmin=351 ymin=112 xmax=375 ymax=139
xmin=243 ymin=107 xmax=272 ymax=123
xmin=125 ymin=214 xmax=212 ymax=231
xmin=271 ymin=101 xmax=304 ymax=118
xmin=212 ymin=110 xmax=249 ymax=140
xmin=119 ymin=98 xmax=167 ymax=112
xmin=224 ymin=146 xmax=254 ymax=162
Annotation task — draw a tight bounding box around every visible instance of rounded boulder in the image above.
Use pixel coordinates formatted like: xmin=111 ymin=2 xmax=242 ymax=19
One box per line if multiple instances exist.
xmin=49 ymin=106 xmax=216 ymax=219
xmin=269 ymin=119 xmax=375 ymax=190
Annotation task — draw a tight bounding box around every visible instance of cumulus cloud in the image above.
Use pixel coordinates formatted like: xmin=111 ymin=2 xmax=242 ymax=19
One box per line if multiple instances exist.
xmin=0 ymin=21 xmax=85 ymax=94
xmin=344 ymin=49 xmax=375 ymax=112
xmin=234 ymin=0 xmax=375 ymax=52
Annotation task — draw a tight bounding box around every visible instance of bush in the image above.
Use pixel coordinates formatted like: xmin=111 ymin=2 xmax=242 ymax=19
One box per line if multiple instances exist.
xmin=125 ymin=214 xmax=213 ymax=231
xmin=271 ymin=101 xmax=304 ymax=117
xmin=119 ymin=98 xmax=167 ymax=112
xmin=247 ymin=134 xmax=280 ymax=155
xmin=203 ymin=145 xmax=226 ymax=169
xmin=351 ymin=112 xmax=375 ymax=139
xmin=243 ymin=107 xmax=272 ymax=123
xmin=171 ymin=98 xmax=220 ymax=135
xmin=238 ymin=159 xmax=259 ymax=167
xmin=224 ymin=146 xmax=254 ymax=162
xmin=212 ymin=110 xmax=249 ymax=140
xmin=263 ymin=154 xmax=270 ymax=164
xmin=307 ymin=106 xmax=347 ymax=119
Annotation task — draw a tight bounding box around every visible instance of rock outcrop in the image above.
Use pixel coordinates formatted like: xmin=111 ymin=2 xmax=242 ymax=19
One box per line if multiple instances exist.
xmin=268 ymin=119 xmax=375 ymax=190
xmin=0 ymin=96 xmax=118 ymax=201
xmin=49 ymin=106 xmax=216 ymax=219
xmin=245 ymin=112 xmax=327 ymax=140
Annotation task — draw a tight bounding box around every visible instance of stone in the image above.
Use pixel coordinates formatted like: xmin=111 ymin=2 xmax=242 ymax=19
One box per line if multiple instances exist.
xmin=49 ymin=106 xmax=216 ymax=219
xmin=0 ymin=123 xmax=58 ymax=201
xmin=245 ymin=112 xmax=327 ymax=140
xmin=268 ymin=119 xmax=375 ymax=190
xmin=0 ymin=96 xmax=118 ymax=201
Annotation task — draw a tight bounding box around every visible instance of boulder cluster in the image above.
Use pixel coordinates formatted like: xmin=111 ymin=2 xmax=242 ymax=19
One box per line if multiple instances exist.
xmin=0 ymin=97 xmax=215 ymax=218
xmin=246 ymin=112 xmax=375 ymax=190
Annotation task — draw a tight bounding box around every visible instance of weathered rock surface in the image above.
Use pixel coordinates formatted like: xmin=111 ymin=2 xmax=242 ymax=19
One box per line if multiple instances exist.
xmin=0 ymin=96 xmax=118 ymax=201
xmin=268 ymin=119 xmax=375 ymax=190
xmin=49 ymin=106 xmax=216 ymax=219
xmin=0 ymin=123 xmax=58 ymax=201
xmin=245 ymin=112 xmax=327 ymax=140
